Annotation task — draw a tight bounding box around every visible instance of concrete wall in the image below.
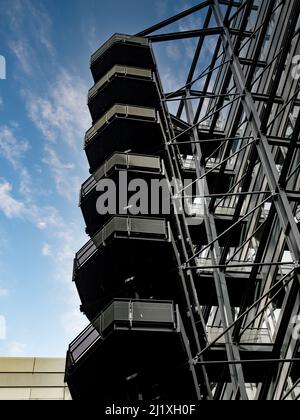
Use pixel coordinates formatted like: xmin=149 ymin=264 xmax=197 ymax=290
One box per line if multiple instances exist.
xmin=0 ymin=358 xmax=71 ymax=400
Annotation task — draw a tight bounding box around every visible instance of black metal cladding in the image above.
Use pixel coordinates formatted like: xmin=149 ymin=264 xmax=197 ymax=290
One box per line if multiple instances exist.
xmin=66 ymin=32 xmax=200 ymax=400
xmin=88 ymin=66 xmax=160 ymax=123
xmin=73 ymin=216 xmax=177 ymax=321
xmin=84 ymin=104 xmax=164 ymax=173
xmin=66 ymin=300 xmax=198 ymax=401
xmin=67 ymin=299 xmax=177 ymax=368
xmin=80 ymin=152 xmax=165 ymax=236
xmin=90 ymin=34 xmax=156 ymax=83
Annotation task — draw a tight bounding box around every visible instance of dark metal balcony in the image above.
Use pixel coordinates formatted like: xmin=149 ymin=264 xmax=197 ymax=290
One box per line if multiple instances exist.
xmin=66 ymin=299 xmax=197 ymax=400
xmin=90 ymin=34 xmax=155 ymax=83
xmin=88 ymin=65 xmax=160 ymax=123
xmin=73 ymin=216 xmax=176 ymax=320
xmin=84 ymin=104 xmax=164 ymax=173
xmin=80 ymin=152 xmax=164 ymax=237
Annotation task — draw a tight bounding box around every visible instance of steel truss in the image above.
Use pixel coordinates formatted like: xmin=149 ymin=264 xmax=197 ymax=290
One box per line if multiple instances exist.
xmin=137 ymin=0 xmax=300 ymax=400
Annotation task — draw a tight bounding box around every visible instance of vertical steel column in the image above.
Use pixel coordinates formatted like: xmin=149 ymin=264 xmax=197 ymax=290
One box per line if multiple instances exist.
xmin=154 ymin=61 xmax=213 ymax=399
xmin=184 ymin=90 xmax=248 ymax=400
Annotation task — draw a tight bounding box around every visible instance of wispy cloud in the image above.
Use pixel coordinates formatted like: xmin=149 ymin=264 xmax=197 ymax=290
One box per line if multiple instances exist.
xmin=0 ymin=178 xmax=66 ymax=231
xmin=2 ymin=0 xmax=96 ymax=349
xmin=178 ymin=13 xmax=202 ymax=32
xmin=166 ymin=43 xmax=182 ymax=60
xmin=24 ymin=0 xmax=55 ymax=57
xmin=86 ymin=22 xmax=100 ymax=53
xmin=24 ymin=68 xmax=90 ymax=200
xmin=0 ymin=126 xmax=29 ymax=168
xmin=8 ymin=39 xmax=34 ymax=76
xmin=41 ymin=243 xmax=52 ymax=257
xmin=6 ymin=0 xmax=55 ymax=67
xmin=25 ymin=69 xmax=90 ymax=148
xmin=0 ymin=181 xmax=26 ymax=218
xmin=0 ymin=176 xmax=87 ymax=339
xmin=18 ymin=168 xmax=33 ymax=197
xmin=42 ymin=146 xmax=81 ymax=201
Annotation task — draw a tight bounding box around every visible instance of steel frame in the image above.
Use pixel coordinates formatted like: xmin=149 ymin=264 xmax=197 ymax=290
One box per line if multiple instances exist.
xmin=136 ymin=0 xmax=300 ymax=400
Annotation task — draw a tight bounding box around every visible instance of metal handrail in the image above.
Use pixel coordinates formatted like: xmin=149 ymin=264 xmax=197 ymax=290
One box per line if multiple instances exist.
xmin=85 ymin=104 xmax=158 ymax=145
xmin=88 ymin=65 xmax=153 ymax=101
xmin=67 ymin=299 xmax=175 ymax=366
xmin=80 ymin=152 xmax=162 ymax=201
xmin=206 ymin=326 xmax=272 ymax=344
xmin=91 ymin=34 xmax=149 ymax=65
xmin=74 ymin=216 xmax=169 ymax=271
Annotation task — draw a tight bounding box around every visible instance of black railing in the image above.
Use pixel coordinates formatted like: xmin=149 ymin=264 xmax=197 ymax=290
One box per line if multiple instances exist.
xmin=73 ymin=216 xmax=169 ymax=273
xmin=91 ymin=34 xmax=149 ymax=65
xmin=66 ymin=299 xmax=176 ymax=369
xmin=80 ymin=152 xmax=162 ymax=202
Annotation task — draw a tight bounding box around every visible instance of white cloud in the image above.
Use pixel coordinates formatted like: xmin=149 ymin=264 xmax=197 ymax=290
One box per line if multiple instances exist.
xmin=42 ymin=146 xmax=81 ymax=201
xmin=0 ymin=316 xmax=6 ymax=340
xmin=47 ymin=222 xmax=86 ymax=288
xmin=24 ymin=0 xmax=55 ymax=57
xmin=0 ymin=176 xmax=87 ymax=339
xmin=86 ymin=23 xmax=99 ymax=53
xmin=9 ymin=39 xmax=34 ymax=76
xmin=0 ymin=126 xmax=29 ymax=168
xmin=42 ymin=243 xmax=52 ymax=257
xmin=25 ymin=69 xmax=91 ymax=148
xmin=6 ymin=0 xmax=55 ymax=64
xmin=166 ymin=43 xmax=182 ymax=60
xmin=19 ymin=168 xmax=32 ymax=197
xmin=23 ymin=68 xmax=90 ymax=200
xmin=178 ymin=16 xmax=202 ymax=33
xmin=26 ymin=97 xmax=56 ymax=142
xmin=0 ymin=179 xmax=64 ymax=231
xmin=29 ymin=205 xmax=64 ymax=231
xmin=36 ymin=221 xmax=47 ymax=230
xmin=3 ymin=0 xmax=90 ymax=348
xmin=0 ymin=181 xmax=26 ymax=218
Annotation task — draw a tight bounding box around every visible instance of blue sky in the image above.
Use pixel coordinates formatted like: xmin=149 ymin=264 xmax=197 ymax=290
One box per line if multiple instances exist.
xmin=0 ymin=0 xmax=213 ymax=356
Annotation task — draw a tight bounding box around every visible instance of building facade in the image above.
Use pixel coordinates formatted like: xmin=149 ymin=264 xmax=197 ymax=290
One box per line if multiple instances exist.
xmin=0 ymin=358 xmax=70 ymax=400
xmin=65 ymin=0 xmax=300 ymax=400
